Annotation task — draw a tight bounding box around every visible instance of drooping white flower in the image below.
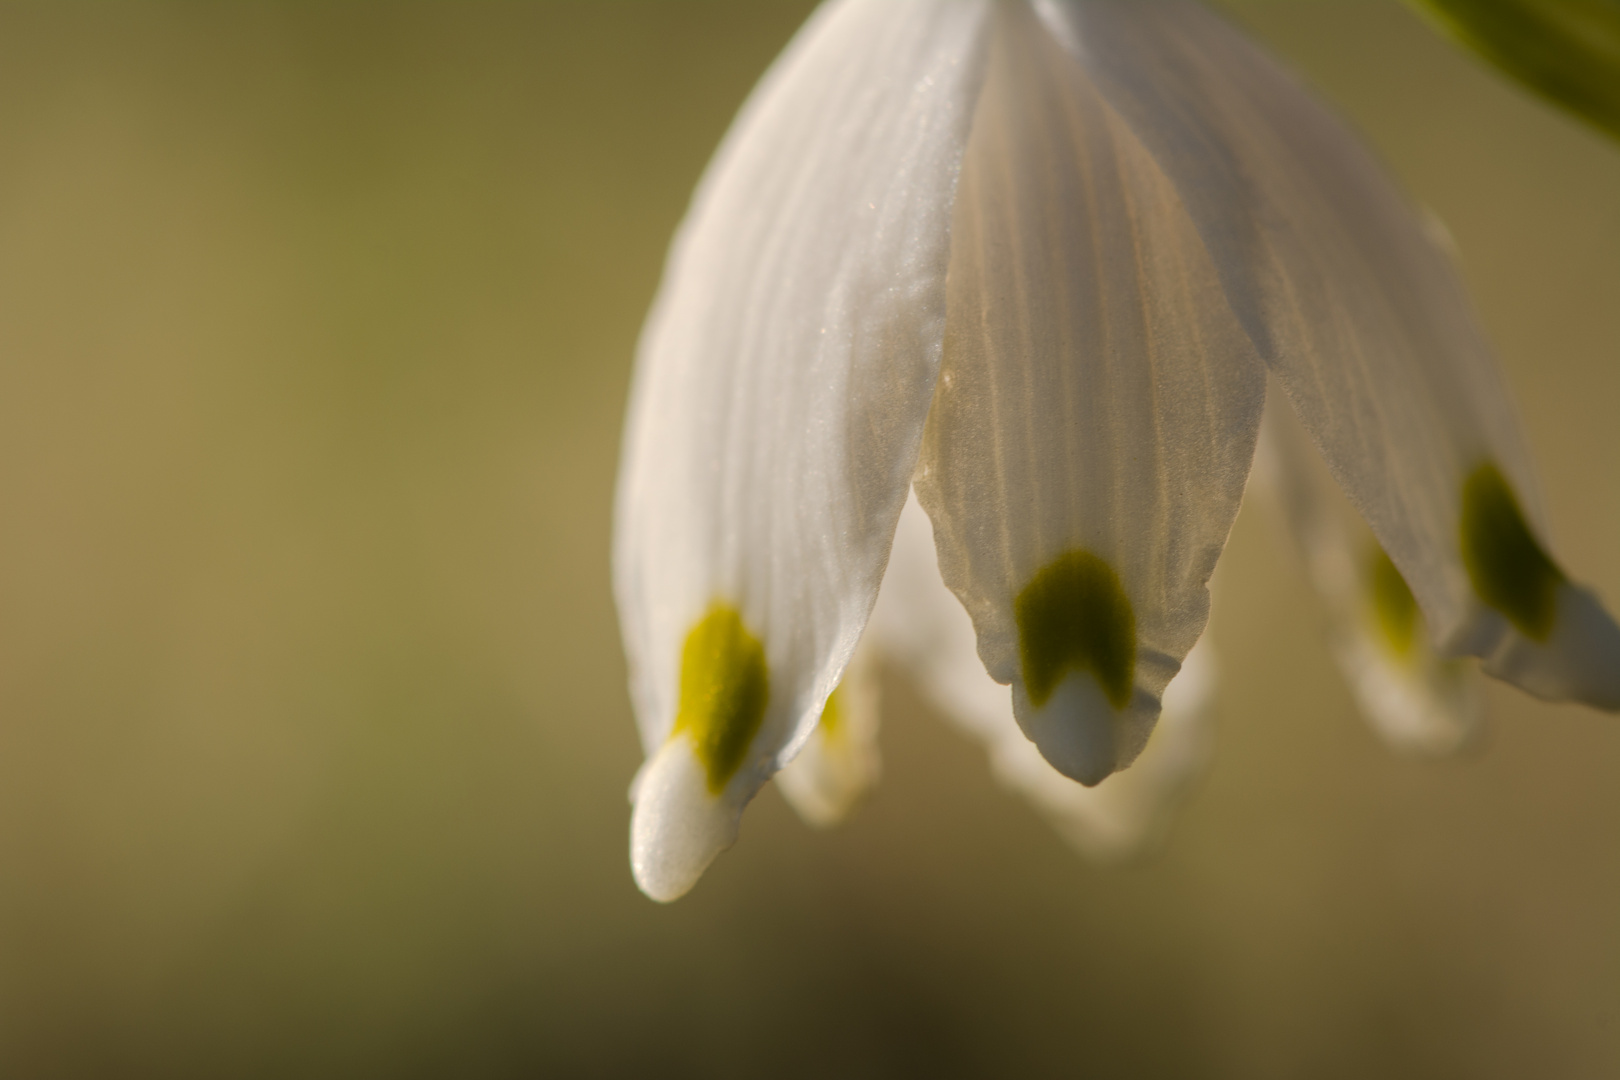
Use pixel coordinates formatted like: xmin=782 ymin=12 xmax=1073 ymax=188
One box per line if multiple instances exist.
xmin=614 ymin=0 xmax=1620 ymax=902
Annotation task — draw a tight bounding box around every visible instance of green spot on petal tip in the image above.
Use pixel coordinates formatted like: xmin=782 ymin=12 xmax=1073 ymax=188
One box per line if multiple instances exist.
xmin=1368 ymin=544 xmax=1420 ymax=658
xmin=1015 ymin=550 xmax=1136 ymax=711
xmin=673 ymin=604 xmax=769 ymax=794
xmin=1460 ymin=462 xmax=1565 ymax=642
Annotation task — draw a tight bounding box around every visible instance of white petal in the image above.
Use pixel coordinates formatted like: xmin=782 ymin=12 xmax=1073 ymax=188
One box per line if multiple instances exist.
xmin=912 ymin=2 xmax=1265 ymax=786
xmin=871 ymin=493 xmax=1215 ymax=860
xmin=615 ymin=0 xmax=993 ymax=902
xmin=1041 ymin=0 xmax=1620 ymax=710
xmin=774 ymin=644 xmax=881 ymax=828
xmin=1257 ymin=393 xmax=1483 ymax=757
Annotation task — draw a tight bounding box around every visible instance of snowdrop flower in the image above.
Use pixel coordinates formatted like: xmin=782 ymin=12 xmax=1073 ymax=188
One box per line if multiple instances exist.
xmin=614 ymin=0 xmax=1620 ymax=902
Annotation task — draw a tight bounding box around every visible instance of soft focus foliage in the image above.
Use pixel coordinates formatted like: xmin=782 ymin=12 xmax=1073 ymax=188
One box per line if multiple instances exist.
xmin=1406 ymin=0 xmax=1620 ymax=141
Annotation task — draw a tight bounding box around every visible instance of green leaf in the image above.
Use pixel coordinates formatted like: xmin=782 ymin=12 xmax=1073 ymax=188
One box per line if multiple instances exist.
xmin=1405 ymin=0 xmax=1620 ymax=142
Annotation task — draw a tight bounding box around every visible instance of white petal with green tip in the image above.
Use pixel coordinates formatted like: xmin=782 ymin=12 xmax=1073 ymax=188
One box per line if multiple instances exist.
xmin=912 ymin=2 xmax=1264 ymax=787
xmin=871 ymin=493 xmax=1216 ymax=860
xmin=1257 ymin=395 xmax=1483 ymax=757
xmin=1044 ymin=0 xmax=1620 ymax=711
xmin=616 ymin=0 xmax=993 ymax=902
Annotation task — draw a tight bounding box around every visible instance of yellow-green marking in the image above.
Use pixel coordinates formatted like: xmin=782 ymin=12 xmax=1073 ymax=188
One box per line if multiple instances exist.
xmin=1459 ymin=462 xmax=1564 ymax=642
xmin=1015 ymin=550 xmax=1136 ymax=710
xmin=673 ymin=604 xmax=769 ymax=794
xmin=1367 ymin=544 xmax=1420 ymax=658
xmin=817 ymin=686 xmax=844 ymax=744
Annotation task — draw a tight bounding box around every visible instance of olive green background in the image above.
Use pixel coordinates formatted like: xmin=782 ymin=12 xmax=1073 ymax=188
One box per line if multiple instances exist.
xmin=0 ymin=3 xmax=1616 ymax=1077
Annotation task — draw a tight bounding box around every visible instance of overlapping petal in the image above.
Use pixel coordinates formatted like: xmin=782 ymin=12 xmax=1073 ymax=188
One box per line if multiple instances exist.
xmin=913 ymin=1 xmax=1265 ymax=785
xmin=1258 ymin=394 xmax=1483 ymax=757
xmin=774 ymin=645 xmax=882 ymax=828
xmin=1042 ymin=0 xmax=1620 ymax=710
xmin=615 ymin=0 xmax=992 ymax=901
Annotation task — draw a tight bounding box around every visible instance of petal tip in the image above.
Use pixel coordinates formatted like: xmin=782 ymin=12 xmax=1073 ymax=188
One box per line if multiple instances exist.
xmin=1337 ymin=635 xmax=1486 ymax=758
xmin=629 ymin=738 xmax=747 ymax=903
xmin=1012 ymin=672 xmax=1156 ymax=787
xmin=1479 ymin=583 xmax=1620 ymax=713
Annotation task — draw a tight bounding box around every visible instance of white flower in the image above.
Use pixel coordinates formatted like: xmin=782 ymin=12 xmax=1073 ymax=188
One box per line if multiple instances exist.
xmin=613 ymin=0 xmax=1620 ymax=902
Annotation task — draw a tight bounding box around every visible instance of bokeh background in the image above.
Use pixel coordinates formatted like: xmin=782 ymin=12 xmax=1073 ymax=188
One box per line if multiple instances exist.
xmin=0 ymin=2 xmax=1616 ymax=1076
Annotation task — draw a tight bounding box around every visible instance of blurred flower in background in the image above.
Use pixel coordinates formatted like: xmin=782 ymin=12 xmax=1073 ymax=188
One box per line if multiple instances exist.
xmin=0 ymin=3 xmax=1617 ymax=1077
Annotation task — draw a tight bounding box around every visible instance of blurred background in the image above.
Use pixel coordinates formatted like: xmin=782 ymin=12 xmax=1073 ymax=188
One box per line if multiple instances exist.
xmin=0 ymin=2 xmax=1616 ymax=1076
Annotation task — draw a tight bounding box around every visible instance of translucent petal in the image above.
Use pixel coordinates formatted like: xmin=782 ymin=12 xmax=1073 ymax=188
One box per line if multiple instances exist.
xmin=614 ymin=0 xmax=992 ymax=902
xmin=912 ymin=2 xmax=1265 ymax=787
xmin=1257 ymin=392 xmax=1484 ymax=758
xmin=774 ymin=645 xmax=881 ymax=828
xmin=870 ymin=493 xmax=1215 ymax=860
xmin=1042 ymin=0 xmax=1620 ymax=711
